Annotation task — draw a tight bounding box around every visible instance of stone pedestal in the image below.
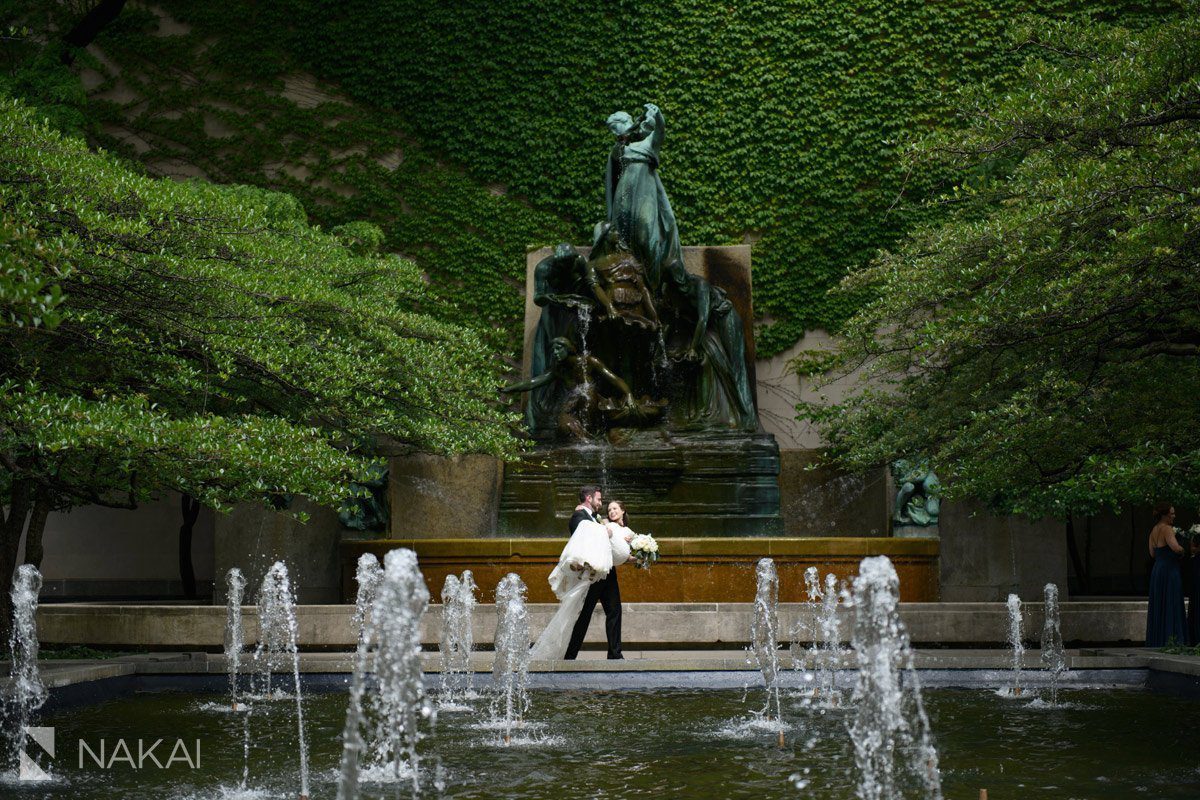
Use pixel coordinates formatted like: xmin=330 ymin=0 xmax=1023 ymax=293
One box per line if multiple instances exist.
xmin=498 ymin=430 xmax=782 ymax=538
xmin=389 ymin=453 xmax=503 ymax=538
xmin=893 ymin=524 xmax=939 ymax=539
xmin=523 ymin=245 xmax=758 ymax=395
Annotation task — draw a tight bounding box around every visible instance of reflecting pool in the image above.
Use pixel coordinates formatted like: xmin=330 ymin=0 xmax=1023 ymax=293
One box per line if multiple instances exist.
xmin=6 ymin=685 xmax=1199 ymax=799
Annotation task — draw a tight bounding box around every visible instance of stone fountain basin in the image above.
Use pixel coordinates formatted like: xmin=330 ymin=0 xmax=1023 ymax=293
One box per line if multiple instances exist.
xmin=340 ymin=537 xmax=941 ymax=603
xmin=15 ymin=674 xmax=1200 ymax=800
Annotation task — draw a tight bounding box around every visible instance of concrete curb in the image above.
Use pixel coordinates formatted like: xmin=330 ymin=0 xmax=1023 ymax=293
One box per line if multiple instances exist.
xmin=17 ymin=647 xmax=1200 ymax=689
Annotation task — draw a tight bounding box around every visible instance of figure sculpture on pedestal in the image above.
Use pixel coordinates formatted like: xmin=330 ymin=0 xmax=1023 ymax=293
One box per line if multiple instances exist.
xmin=505 ymin=102 xmax=758 ymax=439
xmin=526 ymin=244 xmax=590 ymax=432
xmin=892 ymin=460 xmax=942 ymax=527
xmin=503 ymin=337 xmax=664 ymax=441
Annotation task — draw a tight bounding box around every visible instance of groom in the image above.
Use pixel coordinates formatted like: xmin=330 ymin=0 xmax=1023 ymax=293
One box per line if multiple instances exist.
xmin=564 ymin=484 xmax=624 ymax=660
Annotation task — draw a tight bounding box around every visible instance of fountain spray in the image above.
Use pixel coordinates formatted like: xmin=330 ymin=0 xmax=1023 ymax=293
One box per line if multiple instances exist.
xmin=4 ymin=565 xmax=47 ymax=779
xmin=224 ymin=568 xmax=247 ymax=712
xmin=1006 ymin=593 xmax=1025 ymax=697
xmin=351 ymin=553 xmax=383 ymax=648
xmin=492 ymin=573 xmax=531 ymax=745
xmin=1040 ymin=583 xmax=1067 ymax=704
xmin=336 ymin=557 xmax=379 ymax=800
xmin=750 ymin=558 xmax=784 ymax=743
xmin=792 ymin=566 xmax=822 ymax=679
xmin=440 ymin=570 xmax=477 ymax=706
xmin=849 ymin=556 xmax=942 ymax=800
xmin=816 ymin=572 xmax=843 ymax=704
xmin=255 ymin=562 xmax=310 ymax=799
xmin=338 ymin=548 xmax=431 ymax=799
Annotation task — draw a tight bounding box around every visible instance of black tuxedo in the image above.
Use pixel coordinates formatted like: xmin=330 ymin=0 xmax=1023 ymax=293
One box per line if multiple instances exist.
xmin=565 ymin=507 xmax=623 ymax=659
xmin=568 ymin=508 xmax=596 ymax=534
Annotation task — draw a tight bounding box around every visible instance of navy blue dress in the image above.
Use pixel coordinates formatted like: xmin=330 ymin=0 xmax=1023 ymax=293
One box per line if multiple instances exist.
xmin=1146 ymin=545 xmax=1186 ymax=647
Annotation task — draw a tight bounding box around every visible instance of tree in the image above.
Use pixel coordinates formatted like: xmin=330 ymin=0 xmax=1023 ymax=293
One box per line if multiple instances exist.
xmin=798 ymin=10 xmax=1200 ymax=519
xmin=0 ymin=96 xmax=515 ymax=627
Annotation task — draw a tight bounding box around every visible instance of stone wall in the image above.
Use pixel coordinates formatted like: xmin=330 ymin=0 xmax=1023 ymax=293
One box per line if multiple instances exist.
xmin=938 ymin=499 xmax=1070 ymax=602
xmin=777 ymin=451 xmax=889 ymax=536
xmin=342 ymin=536 xmax=940 ymax=604
xmin=212 ymin=499 xmax=342 ymax=604
xmin=17 ymin=492 xmax=215 ymax=599
xmin=1064 ymin=506 xmax=1198 ymax=597
xmin=389 ymin=453 xmax=504 ymax=538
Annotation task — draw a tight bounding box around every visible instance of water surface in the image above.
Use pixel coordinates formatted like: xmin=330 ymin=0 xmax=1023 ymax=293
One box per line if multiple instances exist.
xmin=7 ymin=686 xmax=1199 ymax=799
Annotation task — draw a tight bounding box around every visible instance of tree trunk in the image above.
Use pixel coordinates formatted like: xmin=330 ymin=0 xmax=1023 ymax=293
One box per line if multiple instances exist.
xmin=23 ymin=491 xmax=51 ymax=570
xmin=1065 ymin=515 xmax=1090 ymax=595
xmin=179 ymin=494 xmax=200 ymax=600
xmin=1083 ymin=515 xmax=1094 ymax=593
xmin=0 ymin=479 xmax=35 ymax=643
xmin=60 ymin=0 xmax=128 ymax=64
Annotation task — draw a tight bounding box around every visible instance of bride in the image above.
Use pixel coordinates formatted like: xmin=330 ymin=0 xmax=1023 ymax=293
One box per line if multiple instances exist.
xmin=530 ymin=500 xmax=633 ymax=660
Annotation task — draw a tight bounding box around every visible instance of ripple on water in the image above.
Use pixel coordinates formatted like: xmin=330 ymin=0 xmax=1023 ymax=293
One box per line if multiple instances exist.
xmin=0 ymin=769 xmax=67 ymax=788
xmin=437 ymin=701 xmax=475 ymax=713
xmin=469 ymin=718 xmax=548 ymax=733
xmin=709 ymin=715 xmax=790 ymax=737
xmin=195 ymin=701 xmax=251 ymax=714
xmin=482 ymin=732 xmax=567 ymax=748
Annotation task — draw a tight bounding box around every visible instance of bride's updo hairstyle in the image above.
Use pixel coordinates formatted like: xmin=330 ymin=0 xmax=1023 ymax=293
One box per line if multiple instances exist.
xmin=608 ymin=499 xmax=628 ymax=527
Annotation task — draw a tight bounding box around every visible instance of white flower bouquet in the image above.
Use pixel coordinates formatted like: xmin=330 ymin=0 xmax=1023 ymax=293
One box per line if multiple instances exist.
xmin=629 ymin=533 xmax=659 ymax=570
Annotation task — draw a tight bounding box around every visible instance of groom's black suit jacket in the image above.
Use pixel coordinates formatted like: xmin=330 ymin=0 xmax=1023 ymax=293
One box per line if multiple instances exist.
xmin=568 ymin=507 xmax=596 ymax=534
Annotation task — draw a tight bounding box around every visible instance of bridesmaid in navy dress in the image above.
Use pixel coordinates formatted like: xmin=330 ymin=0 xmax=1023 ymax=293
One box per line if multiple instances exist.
xmin=1145 ymin=502 xmax=1186 ymax=647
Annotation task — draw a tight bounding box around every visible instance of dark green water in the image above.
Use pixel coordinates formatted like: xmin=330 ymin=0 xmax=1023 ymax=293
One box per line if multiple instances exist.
xmin=6 ymin=687 xmax=1200 ymax=799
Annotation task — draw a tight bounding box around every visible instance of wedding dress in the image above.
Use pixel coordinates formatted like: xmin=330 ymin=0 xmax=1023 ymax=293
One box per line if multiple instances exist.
xmin=609 ymin=523 xmax=632 ymax=566
xmin=530 ymin=519 xmax=618 ymax=660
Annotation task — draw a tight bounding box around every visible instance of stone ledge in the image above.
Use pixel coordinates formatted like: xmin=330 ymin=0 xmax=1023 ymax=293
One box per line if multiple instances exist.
xmin=34 ymin=601 xmax=1149 ymax=649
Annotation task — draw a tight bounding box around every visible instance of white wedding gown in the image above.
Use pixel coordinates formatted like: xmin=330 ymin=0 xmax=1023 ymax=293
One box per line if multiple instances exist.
xmin=530 ymin=520 xmax=628 ymax=660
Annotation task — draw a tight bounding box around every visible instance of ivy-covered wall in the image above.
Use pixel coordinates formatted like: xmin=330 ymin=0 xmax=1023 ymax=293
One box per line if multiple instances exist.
xmin=27 ymin=0 xmax=1181 ymax=360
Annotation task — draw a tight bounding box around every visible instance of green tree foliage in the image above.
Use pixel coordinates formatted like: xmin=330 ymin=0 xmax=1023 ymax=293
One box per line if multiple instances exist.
xmin=8 ymin=1 xmax=1178 ymax=364
xmin=54 ymin=0 xmax=569 ymax=360
xmin=799 ymin=12 xmax=1200 ymax=517
xmin=247 ymin=0 xmax=1178 ymax=356
xmin=0 ymin=97 xmax=514 ymax=612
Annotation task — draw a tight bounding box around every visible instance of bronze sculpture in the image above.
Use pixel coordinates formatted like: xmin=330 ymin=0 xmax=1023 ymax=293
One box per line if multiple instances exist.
xmin=506 ymin=103 xmax=758 ymax=439
xmin=892 ymin=460 xmax=942 ymax=527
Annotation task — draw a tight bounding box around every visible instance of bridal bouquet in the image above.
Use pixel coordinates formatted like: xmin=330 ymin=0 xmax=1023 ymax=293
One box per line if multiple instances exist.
xmin=630 ymin=533 xmax=659 ymax=570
